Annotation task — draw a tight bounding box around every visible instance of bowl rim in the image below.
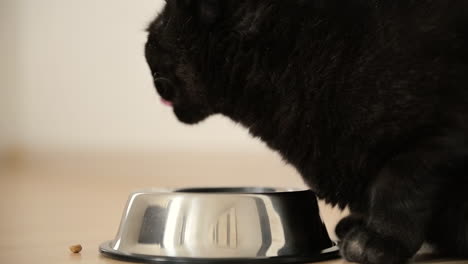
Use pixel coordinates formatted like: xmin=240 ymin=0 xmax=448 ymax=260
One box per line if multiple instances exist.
xmin=132 ymin=187 xmax=311 ymax=195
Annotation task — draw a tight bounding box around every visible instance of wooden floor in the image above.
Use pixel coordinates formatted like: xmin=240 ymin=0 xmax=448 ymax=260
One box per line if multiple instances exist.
xmin=0 ymin=152 xmax=465 ymax=264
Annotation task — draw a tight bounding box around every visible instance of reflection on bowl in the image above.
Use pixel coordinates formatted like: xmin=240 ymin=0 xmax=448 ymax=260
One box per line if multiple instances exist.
xmin=100 ymin=187 xmax=339 ymax=263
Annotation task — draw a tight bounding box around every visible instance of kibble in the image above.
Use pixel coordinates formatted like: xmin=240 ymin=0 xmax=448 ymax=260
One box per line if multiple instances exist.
xmin=69 ymin=244 xmax=82 ymax=254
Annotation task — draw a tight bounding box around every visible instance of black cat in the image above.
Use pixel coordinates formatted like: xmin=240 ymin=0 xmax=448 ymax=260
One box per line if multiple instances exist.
xmin=144 ymin=1 xmax=468 ymax=263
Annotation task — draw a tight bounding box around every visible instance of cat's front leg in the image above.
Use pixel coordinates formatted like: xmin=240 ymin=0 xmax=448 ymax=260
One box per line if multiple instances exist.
xmin=338 ymin=149 xmax=443 ymax=264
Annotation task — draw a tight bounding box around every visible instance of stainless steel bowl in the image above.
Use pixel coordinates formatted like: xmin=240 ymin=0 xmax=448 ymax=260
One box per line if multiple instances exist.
xmin=100 ymin=187 xmax=339 ymax=263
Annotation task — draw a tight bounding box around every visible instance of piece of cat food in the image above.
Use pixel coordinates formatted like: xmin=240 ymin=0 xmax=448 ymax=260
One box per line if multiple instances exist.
xmin=69 ymin=244 xmax=82 ymax=253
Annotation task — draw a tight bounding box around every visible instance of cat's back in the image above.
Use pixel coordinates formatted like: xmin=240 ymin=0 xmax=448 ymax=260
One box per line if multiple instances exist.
xmin=372 ymin=0 xmax=468 ymax=62
xmin=312 ymin=0 xmax=468 ymax=159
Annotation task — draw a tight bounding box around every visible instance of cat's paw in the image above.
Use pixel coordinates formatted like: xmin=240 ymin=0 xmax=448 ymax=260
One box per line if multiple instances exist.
xmin=340 ymin=226 xmax=411 ymax=264
xmin=335 ymin=215 xmax=365 ymax=240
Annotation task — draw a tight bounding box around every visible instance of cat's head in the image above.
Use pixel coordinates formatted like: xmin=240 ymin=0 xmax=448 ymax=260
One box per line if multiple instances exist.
xmin=145 ymin=0 xmax=234 ymax=124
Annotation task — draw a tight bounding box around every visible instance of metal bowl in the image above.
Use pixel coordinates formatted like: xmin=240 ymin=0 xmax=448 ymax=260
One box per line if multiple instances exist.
xmin=100 ymin=187 xmax=339 ymax=264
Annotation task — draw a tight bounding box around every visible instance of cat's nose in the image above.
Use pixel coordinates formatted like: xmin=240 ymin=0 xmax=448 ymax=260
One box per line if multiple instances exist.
xmin=154 ymin=78 xmax=174 ymax=101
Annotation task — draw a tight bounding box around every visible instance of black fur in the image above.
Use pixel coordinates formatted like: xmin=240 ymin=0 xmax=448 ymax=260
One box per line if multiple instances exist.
xmin=145 ymin=1 xmax=468 ymax=263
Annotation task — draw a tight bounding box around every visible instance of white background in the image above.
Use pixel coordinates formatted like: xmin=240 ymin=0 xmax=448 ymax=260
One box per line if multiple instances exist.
xmin=0 ymin=0 xmax=270 ymax=154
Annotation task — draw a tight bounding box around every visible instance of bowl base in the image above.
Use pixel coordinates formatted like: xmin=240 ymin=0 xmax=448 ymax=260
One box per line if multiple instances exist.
xmin=99 ymin=241 xmax=340 ymax=264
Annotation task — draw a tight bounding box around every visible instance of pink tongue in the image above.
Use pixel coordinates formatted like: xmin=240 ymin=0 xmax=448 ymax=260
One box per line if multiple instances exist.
xmin=161 ymin=98 xmax=173 ymax=106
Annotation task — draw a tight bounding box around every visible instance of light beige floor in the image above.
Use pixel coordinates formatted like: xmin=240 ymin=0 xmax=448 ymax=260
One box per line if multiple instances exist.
xmin=0 ymin=152 xmax=465 ymax=264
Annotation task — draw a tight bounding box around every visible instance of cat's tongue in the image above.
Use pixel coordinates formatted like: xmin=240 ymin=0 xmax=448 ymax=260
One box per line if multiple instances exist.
xmin=161 ymin=98 xmax=173 ymax=107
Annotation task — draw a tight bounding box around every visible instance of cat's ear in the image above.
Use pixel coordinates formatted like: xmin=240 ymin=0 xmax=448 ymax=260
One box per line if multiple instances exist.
xmin=196 ymin=0 xmax=223 ymax=25
xmin=174 ymin=0 xmax=194 ymax=9
xmin=173 ymin=0 xmax=224 ymax=26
